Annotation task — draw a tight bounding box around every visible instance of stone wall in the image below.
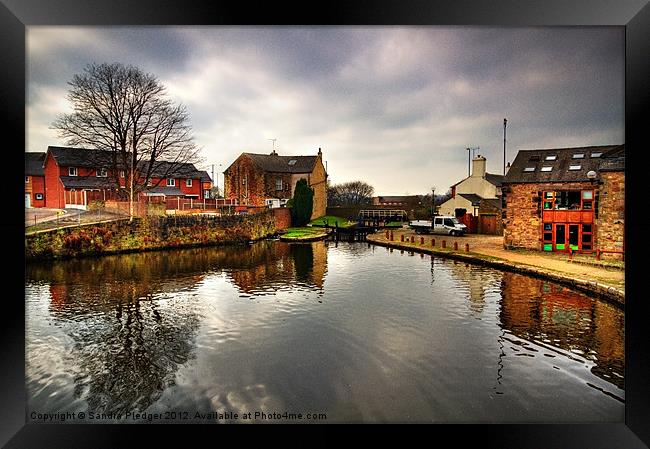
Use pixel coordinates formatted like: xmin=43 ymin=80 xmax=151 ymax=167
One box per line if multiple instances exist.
xmin=26 ymin=210 xmax=278 ymax=261
xmin=596 ymin=171 xmax=625 ymax=260
xmin=503 ymin=181 xmax=594 ymax=249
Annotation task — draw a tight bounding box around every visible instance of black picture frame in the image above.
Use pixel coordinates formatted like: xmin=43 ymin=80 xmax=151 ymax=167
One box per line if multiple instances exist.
xmin=3 ymin=1 xmax=648 ymax=447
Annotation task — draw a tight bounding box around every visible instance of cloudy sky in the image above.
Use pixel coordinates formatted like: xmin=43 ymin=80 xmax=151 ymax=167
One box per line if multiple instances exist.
xmin=27 ymin=26 xmax=624 ymax=195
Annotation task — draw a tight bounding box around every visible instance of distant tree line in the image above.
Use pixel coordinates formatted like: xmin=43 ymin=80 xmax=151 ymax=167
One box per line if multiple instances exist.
xmin=327 ymin=181 xmax=375 ymax=206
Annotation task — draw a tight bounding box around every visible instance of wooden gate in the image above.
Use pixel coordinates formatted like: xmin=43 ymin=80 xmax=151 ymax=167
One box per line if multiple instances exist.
xmin=479 ymin=214 xmax=497 ymax=235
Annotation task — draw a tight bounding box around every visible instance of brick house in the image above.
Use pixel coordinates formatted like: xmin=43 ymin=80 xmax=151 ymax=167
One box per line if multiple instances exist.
xmin=25 ymin=152 xmax=46 ymax=208
xmin=198 ymin=171 xmax=213 ymax=199
xmin=223 ymin=148 xmax=328 ymax=220
xmin=502 ymin=144 xmax=624 ymax=258
xmin=437 ymin=155 xmax=504 ymax=234
xmin=42 ymin=146 xmax=207 ymax=209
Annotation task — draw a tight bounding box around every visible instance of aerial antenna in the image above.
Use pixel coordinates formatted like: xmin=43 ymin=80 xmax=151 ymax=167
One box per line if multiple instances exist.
xmin=268 ymin=138 xmax=277 ymax=154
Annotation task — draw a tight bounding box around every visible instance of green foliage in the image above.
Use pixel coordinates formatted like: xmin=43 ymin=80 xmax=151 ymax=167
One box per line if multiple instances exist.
xmin=290 ymin=179 xmax=314 ymax=227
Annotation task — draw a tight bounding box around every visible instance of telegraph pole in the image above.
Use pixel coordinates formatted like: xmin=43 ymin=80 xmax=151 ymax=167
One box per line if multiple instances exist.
xmin=212 ymin=164 xmax=215 ymax=198
xmin=503 ymin=118 xmax=507 ymax=175
xmin=268 ymin=138 xmax=277 ymax=153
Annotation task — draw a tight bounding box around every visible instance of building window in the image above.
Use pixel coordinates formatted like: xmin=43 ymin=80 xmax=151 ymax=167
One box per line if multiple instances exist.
xmin=97 ymin=167 xmax=107 ymax=177
xmin=528 ymin=155 xmax=540 ymax=162
xmin=541 ymin=166 xmax=553 ymax=172
xmin=288 ymin=159 xmax=297 ymax=166
xmin=572 ymin=153 xmax=585 ymax=159
xmin=568 ymin=164 xmax=581 ymax=170
xmin=590 ymin=152 xmax=603 ymax=158
xmin=167 ymin=178 xmax=175 ymax=186
xmin=582 ymin=224 xmax=593 ymax=251
xmin=544 ymin=190 xmax=594 ymax=210
xmin=276 ymin=178 xmax=283 ymax=190
xmin=35 ymin=193 xmax=43 ymax=200
xmin=523 ymin=167 xmax=535 ymax=172
xmin=25 ymin=176 xmax=29 ymax=183
xmin=186 ymin=178 xmax=192 ymax=187
xmin=69 ymin=167 xmax=77 ymax=176
xmin=120 ymin=170 xmax=125 ymax=178
xmin=544 ymin=155 xmax=557 ymax=161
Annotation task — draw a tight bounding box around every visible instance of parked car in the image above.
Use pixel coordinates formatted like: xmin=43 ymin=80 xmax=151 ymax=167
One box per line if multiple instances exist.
xmin=409 ymin=215 xmax=467 ymax=236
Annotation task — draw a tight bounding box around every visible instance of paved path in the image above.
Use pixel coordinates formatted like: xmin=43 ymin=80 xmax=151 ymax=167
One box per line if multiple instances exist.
xmin=369 ymin=229 xmax=624 ymax=301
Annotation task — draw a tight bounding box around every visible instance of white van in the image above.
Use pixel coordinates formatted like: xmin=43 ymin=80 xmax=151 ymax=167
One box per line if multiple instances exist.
xmin=410 ymin=215 xmax=467 ymax=236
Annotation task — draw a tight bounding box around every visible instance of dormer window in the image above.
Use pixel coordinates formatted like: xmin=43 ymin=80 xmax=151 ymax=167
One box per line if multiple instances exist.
xmin=541 ymin=166 xmax=553 ymax=172
xmin=591 ymin=152 xmax=603 ymax=158
xmin=69 ymin=167 xmax=77 ymax=176
xmin=288 ymin=160 xmax=297 ymax=166
xmin=167 ymin=178 xmax=175 ymax=186
xmin=186 ymin=178 xmax=192 ymax=187
xmin=569 ymin=164 xmax=582 ymax=171
xmin=523 ymin=167 xmax=535 ymax=172
xmin=528 ymin=155 xmax=540 ymax=162
xmin=97 ymin=167 xmax=107 ymax=177
xmin=544 ymin=155 xmax=557 ymax=161
xmin=572 ymin=153 xmax=585 ymax=159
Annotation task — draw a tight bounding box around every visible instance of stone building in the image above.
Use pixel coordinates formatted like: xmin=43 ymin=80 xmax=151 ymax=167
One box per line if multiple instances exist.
xmin=437 ymin=155 xmax=504 ymax=234
xmin=223 ymin=148 xmax=328 ymax=220
xmin=502 ymin=144 xmax=624 ymax=259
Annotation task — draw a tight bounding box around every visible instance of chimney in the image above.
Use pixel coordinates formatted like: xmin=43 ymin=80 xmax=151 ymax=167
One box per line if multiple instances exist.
xmin=472 ymin=155 xmax=487 ymax=178
xmin=505 ymin=161 xmax=511 ymax=175
xmin=317 ymin=147 xmax=322 ymax=158
xmin=270 ymin=150 xmax=277 ymax=156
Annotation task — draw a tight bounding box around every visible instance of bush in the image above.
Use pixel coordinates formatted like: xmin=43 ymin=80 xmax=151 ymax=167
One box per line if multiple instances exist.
xmin=289 ymin=179 xmax=314 ymax=227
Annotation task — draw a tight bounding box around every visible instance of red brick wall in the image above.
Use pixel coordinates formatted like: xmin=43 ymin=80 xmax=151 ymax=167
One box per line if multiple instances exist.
xmin=31 ymin=175 xmax=46 ymax=207
xmin=596 ymin=172 xmax=624 ymax=260
xmin=273 ymin=207 xmax=292 ymax=230
xmin=224 ymin=155 xmax=268 ymax=206
xmin=44 ymin=152 xmax=65 ymax=208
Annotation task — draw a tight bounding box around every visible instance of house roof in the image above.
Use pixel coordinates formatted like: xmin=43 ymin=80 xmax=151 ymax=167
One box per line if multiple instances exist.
xmin=59 ymin=176 xmax=117 ymax=189
xmin=504 ymin=145 xmax=624 ymax=184
xmin=450 ymin=172 xmax=504 ymax=188
xmin=458 ymin=193 xmax=483 ymax=206
xmin=142 ymin=186 xmax=185 ymax=196
xmin=47 ymin=146 xmax=203 ymax=178
xmin=198 ymin=171 xmax=212 ymax=182
xmin=228 ymin=152 xmax=319 ymax=174
xmin=25 ymin=152 xmax=45 ymax=176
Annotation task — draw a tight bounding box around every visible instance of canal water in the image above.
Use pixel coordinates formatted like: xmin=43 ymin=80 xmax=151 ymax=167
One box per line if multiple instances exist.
xmin=25 ymin=240 xmax=624 ymax=423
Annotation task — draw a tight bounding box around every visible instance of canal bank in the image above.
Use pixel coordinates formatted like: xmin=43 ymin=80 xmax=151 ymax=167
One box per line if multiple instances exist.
xmin=367 ymin=230 xmax=625 ymax=305
xmin=25 ymin=211 xmax=280 ymax=261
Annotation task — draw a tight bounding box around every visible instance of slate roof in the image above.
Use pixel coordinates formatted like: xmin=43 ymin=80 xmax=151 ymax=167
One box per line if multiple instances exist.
xmin=450 ymin=172 xmax=504 ymax=188
xmin=25 ymin=152 xmax=45 ymax=176
xmin=59 ymin=176 xmax=117 ymax=189
xmin=198 ymin=171 xmax=213 ymax=182
xmin=504 ymin=145 xmax=624 ymax=184
xmin=47 ymin=146 xmax=203 ymax=178
xmin=228 ymin=152 xmax=319 ymax=174
xmin=142 ymin=186 xmax=185 ymax=196
xmin=458 ymin=193 xmax=483 ymax=206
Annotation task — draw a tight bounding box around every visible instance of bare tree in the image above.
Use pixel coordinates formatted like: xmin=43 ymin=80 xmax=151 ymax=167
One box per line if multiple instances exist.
xmin=52 ymin=62 xmax=201 ymax=219
xmin=327 ymin=180 xmax=374 ymax=206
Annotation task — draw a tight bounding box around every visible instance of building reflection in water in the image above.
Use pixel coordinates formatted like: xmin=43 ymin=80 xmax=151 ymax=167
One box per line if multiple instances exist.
xmin=438 ymin=260 xmax=624 ymax=392
xmin=226 ymin=240 xmax=328 ymax=295
xmin=499 ymin=272 xmax=624 ymax=390
xmin=26 ymin=240 xmax=328 ymax=415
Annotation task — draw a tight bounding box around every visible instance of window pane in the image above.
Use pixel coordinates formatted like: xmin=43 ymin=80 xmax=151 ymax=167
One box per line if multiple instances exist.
xmin=582 ymin=224 xmax=592 ymax=233
xmin=582 ymin=191 xmax=593 ymax=199
xmin=582 ymin=234 xmax=592 ymax=243
xmin=583 ymin=244 xmax=592 ymax=250
xmin=544 ymin=201 xmax=553 ymax=209
xmin=544 ymin=192 xmax=554 ymax=198
xmin=543 ymin=232 xmax=553 ymax=241
xmin=544 ymin=223 xmax=552 ymax=231
xmin=582 ymin=201 xmax=592 ymax=210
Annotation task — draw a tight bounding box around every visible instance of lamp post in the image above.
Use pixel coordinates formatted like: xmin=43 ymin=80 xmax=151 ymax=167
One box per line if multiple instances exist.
xmin=431 ymin=186 xmax=436 ymax=219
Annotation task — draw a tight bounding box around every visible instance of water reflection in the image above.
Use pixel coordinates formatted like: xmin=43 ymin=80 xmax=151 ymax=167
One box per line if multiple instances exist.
xmin=25 ymin=241 xmax=623 ymax=422
xmin=226 ymin=240 xmax=327 ymax=295
xmin=499 ymin=272 xmax=624 ymax=390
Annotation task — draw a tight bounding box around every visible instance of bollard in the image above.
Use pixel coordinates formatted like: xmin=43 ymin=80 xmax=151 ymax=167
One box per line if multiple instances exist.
xmin=401 ymin=235 xmax=405 ymax=242
xmin=410 ymin=236 xmax=414 ymax=243
xmin=431 ymin=238 xmax=436 ymax=246
xmin=465 ymin=243 xmax=469 ymax=252
xmin=442 ymin=240 xmax=446 ymax=248
xmin=454 ymin=242 xmax=458 ymax=250
xmin=420 ymin=237 xmax=424 ymax=244
xmin=390 ymin=231 xmax=394 ymax=241
xmin=385 ymin=230 xmax=390 ymax=239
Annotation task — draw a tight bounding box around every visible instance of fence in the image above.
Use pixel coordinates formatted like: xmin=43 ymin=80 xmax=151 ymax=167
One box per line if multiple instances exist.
xmin=166 ymin=197 xmax=239 ymax=211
